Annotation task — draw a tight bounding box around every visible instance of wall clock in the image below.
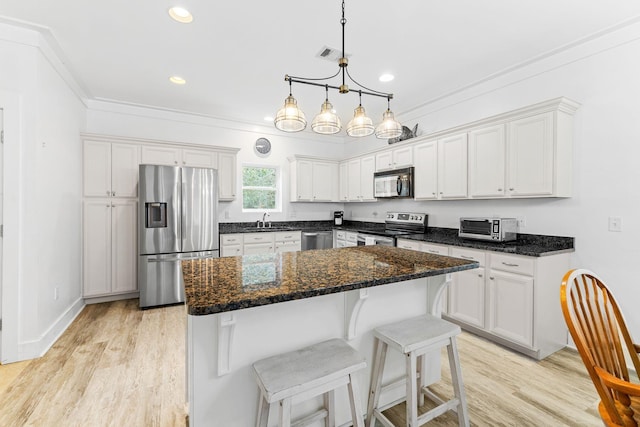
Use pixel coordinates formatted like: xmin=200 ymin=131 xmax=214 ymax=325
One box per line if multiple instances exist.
xmin=254 ymin=137 xmax=271 ymax=157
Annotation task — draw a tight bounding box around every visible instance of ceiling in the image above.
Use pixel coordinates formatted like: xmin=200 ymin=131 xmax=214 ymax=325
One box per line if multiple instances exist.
xmin=2 ymin=0 xmax=640 ymax=131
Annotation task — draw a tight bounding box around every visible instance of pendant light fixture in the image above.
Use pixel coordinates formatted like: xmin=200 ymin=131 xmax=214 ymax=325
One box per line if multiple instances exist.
xmin=311 ymin=85 xmax=341 ymax=134
xmin=274 ymin=79 xmax=307 ymax=132
xmin=275 ymin=0 xmax=403 ymax=139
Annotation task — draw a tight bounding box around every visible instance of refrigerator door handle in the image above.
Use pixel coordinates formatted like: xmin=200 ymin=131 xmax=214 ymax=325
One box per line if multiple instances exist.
xmin=147 ymin=257 xmax=183 ymax=263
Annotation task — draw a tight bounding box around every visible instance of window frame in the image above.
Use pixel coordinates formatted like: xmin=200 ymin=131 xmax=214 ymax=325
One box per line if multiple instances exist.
xmin=241 ymin=164 xmax=282 ymax=213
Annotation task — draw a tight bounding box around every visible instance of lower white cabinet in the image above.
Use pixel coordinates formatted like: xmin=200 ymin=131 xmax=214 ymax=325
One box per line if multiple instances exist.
xmin=221 ymin=231 xmax=301 ymax=256
xmin=396 ymin=238 xmax=570 ymax=359
xmin=83 ymin=199 xmax=137 ymax=297
xmin=334 ymin=230 xmax=358 ymax=248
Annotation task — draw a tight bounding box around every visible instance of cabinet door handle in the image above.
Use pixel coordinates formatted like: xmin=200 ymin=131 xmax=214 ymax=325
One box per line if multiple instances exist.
xmin=439 ymin=192 xmax=443 ymax=195
xmin=460 ymin=255 xmax=474 ymax=260
xmin=490 ymin=276 xmax=495 ymax=280
xmin=497 ymin=188 xmax=503 ymax=192
xmin=112 ymin=191 xmax=116 ymax=197
xmin=509 ymin=187 xmax=514 ymax=191
xmin=502 ymin=262 xmax=519 ymax=267
xmin=478 ymin=274 xmax=483 ymax=278
xmin=174 ymin=161 xmax=178 ymax=165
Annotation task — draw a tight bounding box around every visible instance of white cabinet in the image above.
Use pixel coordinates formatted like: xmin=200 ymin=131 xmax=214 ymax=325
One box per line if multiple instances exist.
xmin=345 ymin=155 xmax=376 ymax=202
xmin=217 ymin=152 xmax=237 ymax=201
xmin=468 ymin=125 xmax=506 ymax=198
xmin=413 ymin=141 xmax=438 ymax=200
xmin=141 ymin=145 xmax=217 ymax=167
xmin=448 ymin=248 xmax=486 ymax=329
xmin=274 ymin=231 xmax=302 ymax=253
xmin=83 ymin=199 xmax=137 ymax=297
xmin=375 ymin=145 xmax=413 ymax=171
xmin=487 ymin=268 xmax=534 ymax=347
xmin=84 ymin=140 xmax=140 ymax=198
xmin=290 ymin=157 xmax=339 ymax=202
xmin=339 ymin=161 xmax=349 ymax=202
xmin=507 ymin=112 xmax=554 ymax=197
xmin=413 ymin=134 xmax=467 ymax=200
xmin=437 ymin=133 xmax=468 ymax=199
xmin=221 ymin=231 xmax=302 ymax=256
xmin=334 ymin=230 xmax=357 ymax=248
xmin=221 ymin=234 xmax=243 ymax=257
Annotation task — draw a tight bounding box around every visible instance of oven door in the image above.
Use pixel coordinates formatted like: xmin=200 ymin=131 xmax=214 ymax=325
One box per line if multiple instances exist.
xmin=459 ymin=218 xmax=493 ymax=240
xmin=357 ymin=233 xmax=395 ymax=247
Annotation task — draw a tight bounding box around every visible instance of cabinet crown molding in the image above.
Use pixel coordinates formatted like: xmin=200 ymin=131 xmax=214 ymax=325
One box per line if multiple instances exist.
xmin=80 ymin=132 xmax=240 ymax=154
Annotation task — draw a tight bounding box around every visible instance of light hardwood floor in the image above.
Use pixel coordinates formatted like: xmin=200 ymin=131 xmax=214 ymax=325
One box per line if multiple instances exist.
xmin=0 ymin=300 xmax=602 ymax=426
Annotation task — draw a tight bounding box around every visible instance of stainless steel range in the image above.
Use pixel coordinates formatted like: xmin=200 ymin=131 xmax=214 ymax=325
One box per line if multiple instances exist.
xmin=356 ymin=212 xmax=428 ymax=246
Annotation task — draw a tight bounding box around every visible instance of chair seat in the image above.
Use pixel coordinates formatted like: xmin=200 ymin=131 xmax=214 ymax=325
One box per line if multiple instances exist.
xmin=373 ymin=314 xmax=461 ymax=354
xmin=253 ymin=338 xmax=367 ymax=403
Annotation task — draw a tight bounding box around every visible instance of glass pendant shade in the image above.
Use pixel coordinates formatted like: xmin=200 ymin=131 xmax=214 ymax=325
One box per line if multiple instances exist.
xmin=274 ymin=95 xmax=307 ymax=132
xmin=346 ymin=105 xmax=374 ymax=137
xmin=374 ymin=108 xmax=403 ymax=139
xmin=311 ymin=100 xmax=342 ymax=134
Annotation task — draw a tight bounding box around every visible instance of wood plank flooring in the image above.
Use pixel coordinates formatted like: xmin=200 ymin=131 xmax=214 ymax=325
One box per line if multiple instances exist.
xmin=0 ymin=299 xmax=602 ymax=426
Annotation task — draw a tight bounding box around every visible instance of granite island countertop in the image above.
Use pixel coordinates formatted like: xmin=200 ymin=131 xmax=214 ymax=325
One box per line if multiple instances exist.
xmin=181 ymin=245 xmax=478 ymax=316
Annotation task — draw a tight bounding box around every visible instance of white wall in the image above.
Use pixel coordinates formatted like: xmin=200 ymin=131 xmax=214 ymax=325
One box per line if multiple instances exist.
xmin=0 ymin=23 xmax=85 ymax=362
xmin=344 ymin=21 xmax=640 ymax=338
xmin=85 ymin=102 xmax=346 ymax=223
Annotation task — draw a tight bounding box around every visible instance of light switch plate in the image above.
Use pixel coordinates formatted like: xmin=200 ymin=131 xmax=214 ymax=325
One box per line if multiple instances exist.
xmin=608 ymin=216 xmax=622 ymax=232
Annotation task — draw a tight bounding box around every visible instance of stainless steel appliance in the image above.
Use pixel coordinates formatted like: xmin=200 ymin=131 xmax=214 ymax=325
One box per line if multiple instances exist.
xmin=459 ymin=217 xmax=517 ymax=242
xmin=357 ymin=211 xmax=427 ymax=246
xmin=301 ymin=231 xmax=333 ymax=250
xmin=373 ymin=167 xmax=414 ymax=198
xmin=138 ymin=164 xmax=219 ymax=308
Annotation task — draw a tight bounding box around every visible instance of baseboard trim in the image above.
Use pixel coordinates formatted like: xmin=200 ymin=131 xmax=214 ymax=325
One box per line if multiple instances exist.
xmin=17 ymin=297 xmax=85 ymax=362
xmin=84 ymin=292 xmax=139 ymax=305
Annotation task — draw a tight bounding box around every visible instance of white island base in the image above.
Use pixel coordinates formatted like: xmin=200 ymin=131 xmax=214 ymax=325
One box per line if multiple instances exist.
xmin=186 ymin=275 xmax=451 ymax=427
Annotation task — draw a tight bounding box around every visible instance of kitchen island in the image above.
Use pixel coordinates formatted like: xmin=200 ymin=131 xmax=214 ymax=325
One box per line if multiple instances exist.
xmin=182 ymin=246 xmax=478 ymax=426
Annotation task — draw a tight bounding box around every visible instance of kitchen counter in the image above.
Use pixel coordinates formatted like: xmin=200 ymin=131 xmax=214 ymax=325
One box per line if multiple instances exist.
xmin=182 ymin=246 xmax=478 ymax=426
xmin=182 ymin=245 xmax=478 ymax=315
xmin=219 ymin=221 xmax=574 ymax=256
xmin=399 ymin=227 xmax=574 ymax=256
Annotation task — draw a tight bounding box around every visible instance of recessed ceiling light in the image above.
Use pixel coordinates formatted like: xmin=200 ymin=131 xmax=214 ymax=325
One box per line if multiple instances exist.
xmin=169 ymin=76 xmax=186 ymax=85
xmin=379 ymin=73 xmax=395 ymax=82
xmin=168 ymin=6 xmax=193 ymax=23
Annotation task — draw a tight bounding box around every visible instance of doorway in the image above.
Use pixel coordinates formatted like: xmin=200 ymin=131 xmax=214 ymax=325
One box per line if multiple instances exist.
xmin=0 ymin=108 xmax=4 ymax=360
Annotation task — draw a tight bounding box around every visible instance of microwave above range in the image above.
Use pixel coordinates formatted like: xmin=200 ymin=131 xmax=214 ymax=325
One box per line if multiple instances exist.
xmin=459 ymin=217 xmax=518 ymax=242
xmin=374 ymin=167 xmax=414 ymax=198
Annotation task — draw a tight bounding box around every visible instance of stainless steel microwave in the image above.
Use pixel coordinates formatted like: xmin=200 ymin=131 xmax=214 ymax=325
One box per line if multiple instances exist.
xmin=374 ymin=167 xmax=414 ymax=198
xmin=459 ymin=217 xmax=517 ymax=242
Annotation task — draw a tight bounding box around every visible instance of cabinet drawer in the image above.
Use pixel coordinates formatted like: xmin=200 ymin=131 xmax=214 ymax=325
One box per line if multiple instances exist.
xmin=421 ymin=243 xmax=449 ymax=255
xmin=221 ymin=245 xmax=242 ymax=257
xmin=490 ymin=253 xmax=534 ymax=276
xmin=243 ymin=233 xmax=275 ymax=244
xmin=450 ymin=247 xmax=485 ymax=266
xmin=274 ymin=231 xmax=301 ymax=242
xmin=345 ymin=232 xmax=358 ymax=243
xmin=335 ymin=230 xmax=346 ymax=239
xmin=221 ymin=234 xmax=244 ymax=245
xmin=396 ymin=239 xmax=421 ymax=251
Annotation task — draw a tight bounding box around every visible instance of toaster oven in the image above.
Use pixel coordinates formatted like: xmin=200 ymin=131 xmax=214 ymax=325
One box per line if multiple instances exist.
xmin=459 ymin=218 xmax=517 ymax=242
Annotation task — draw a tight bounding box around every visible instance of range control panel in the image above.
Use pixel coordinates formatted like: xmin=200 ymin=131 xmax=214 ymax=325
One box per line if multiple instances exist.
xmin=385 ymin=212 xmax=427 ymax=225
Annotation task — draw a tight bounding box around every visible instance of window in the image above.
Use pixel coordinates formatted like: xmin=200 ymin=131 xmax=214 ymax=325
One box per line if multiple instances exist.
xmin=242 ymin=165 xmax=280 ymax=211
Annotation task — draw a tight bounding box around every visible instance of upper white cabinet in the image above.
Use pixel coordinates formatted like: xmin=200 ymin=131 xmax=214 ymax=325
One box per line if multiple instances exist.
xmin=346 ymin=155 xmax=376 ymax=202
xmin=375 ymin=145 xmax=413 ymax=171
xmin=468 ymin=124 xmax=506 ymax=198
xmin=413 ymin=141 xmax=438 ymax=200
xmin=84 ymin=140 xmax=140 ymax=198
xmin=217 ymin=152 xmax=237 ymax=201
xmin=437 ymin=133 xmax=468 ymax=199
xmin=141 ymin=145 xmax=217 ymax=168
xmin=339 ymin=161 xmax=349 ymax=202
xmin=507 ymin=112 xmax=555 ymax=197
xmin=290 ymin=157 xmax=339 ymax=202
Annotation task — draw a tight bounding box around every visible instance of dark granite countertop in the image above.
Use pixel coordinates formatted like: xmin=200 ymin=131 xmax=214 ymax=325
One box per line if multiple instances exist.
xmin=182 ymin=245 xmax=478 ymax=315
xmin=398 ymin=227 xmax=574 ymax=257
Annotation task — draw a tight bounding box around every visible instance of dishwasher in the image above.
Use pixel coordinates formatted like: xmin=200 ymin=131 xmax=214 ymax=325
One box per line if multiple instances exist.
xmin=301 ymin=231 xmax=333 ymax=250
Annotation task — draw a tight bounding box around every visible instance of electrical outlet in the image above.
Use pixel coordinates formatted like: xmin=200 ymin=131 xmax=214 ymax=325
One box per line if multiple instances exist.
xmin=54 ymin=287 xmax=59 ymax=300
xmin=608 ymin=216 xmax=622 ymax=232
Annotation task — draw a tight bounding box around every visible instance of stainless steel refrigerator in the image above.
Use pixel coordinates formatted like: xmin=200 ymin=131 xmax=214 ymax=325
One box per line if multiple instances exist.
xmin=138 ymin=164 xmax=219 ymax=308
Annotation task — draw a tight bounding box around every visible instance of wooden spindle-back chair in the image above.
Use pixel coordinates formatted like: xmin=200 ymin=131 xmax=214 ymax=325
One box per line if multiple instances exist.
xmin=560 ymin=269 xmax=640 ymax=426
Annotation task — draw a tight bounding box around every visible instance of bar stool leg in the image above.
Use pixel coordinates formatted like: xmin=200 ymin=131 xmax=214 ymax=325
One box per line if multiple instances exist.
xmin=324 ymin=390 xmax=336 ymax=427
xmin=447 ymin=338 xmax=469 ymax=427
xmin=256 ymin=392 xmax=270 ymax=427
xmin=417 ymin=354 xmax=426 ymax=407
xmin=279 ymin=398 xmax=292 ymax=427
xmin=406 ymin=352 xmax=419 ymax=427
xmin=366 ymin=338 xmax=387 ymax=427
xmin=348 ymin=372 xmax=365 ymax=427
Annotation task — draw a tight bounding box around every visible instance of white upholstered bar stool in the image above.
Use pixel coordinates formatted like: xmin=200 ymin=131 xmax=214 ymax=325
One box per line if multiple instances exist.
xmin=366 ymin=315 xmax=469 ymax=427
xmin=252 ymin=338 xmax=367 ymax=427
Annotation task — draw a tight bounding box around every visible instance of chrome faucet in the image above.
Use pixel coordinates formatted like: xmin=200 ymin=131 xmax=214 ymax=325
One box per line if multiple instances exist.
xmin=257 ymin=212 xmax=270 ymax=228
